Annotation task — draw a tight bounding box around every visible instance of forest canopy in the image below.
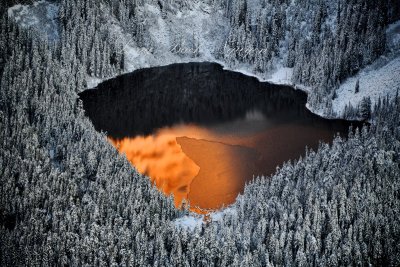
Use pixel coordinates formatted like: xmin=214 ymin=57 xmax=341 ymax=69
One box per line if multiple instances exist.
xmin=0 ymin=0 xmax=399 ymax=266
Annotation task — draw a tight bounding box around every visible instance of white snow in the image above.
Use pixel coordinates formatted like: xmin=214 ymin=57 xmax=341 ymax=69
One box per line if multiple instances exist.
xmin=98 ymin=1 xmax=229 ymax=79
xmin=174 ymin=207 xmax=237 ymax=231
xmin=8 ymin=1 xmax=59 ymax=41
xmin=331 ymin=20 xmax=400 ymax=118
xmin=267 ymin=67 xmax=293 ymax=85
xmin=174 ymin=215 xmax=203 ymax=231
xmin=209 ymin=207 xmax=237 ymax=222
xmin=86 ymin=77 xmax=103 ymax=89
xmin=333 ymin=56 xmax=400 ymax=116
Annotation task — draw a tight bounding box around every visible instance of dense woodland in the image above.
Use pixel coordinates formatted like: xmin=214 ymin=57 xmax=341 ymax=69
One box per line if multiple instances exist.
xmin=222 ymin=0 xmax=400 ymax=116
xmin=1 ymin=0 xmax=400 ymax=266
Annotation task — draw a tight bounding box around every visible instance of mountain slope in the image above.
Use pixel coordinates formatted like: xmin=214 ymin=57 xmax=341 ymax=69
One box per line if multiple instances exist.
xmin=7 ymin=0 xmax=400 ymax=119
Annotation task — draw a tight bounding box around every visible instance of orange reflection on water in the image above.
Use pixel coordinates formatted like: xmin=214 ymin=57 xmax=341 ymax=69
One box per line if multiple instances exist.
xmin=109 ymin=122 xmax=335 ymax=214
xmin=108 ymin=124 xmax=260 ymax=213
xmin=109 ymin=134 xmax=200 ymax=208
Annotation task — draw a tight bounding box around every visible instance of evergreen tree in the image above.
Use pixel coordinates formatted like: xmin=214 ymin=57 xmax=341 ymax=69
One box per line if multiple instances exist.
xmin=355 ymin=78 xmax=360 ymax=93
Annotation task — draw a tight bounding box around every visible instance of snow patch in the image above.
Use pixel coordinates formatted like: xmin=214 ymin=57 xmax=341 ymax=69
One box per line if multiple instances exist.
xmin=174 ymin=208 xmax=237 ymax=230
xmin=174 ymin=215 xmax=203 ymax=231
xmin=333 ymin=56 xmax=400 ymax=116
xmin=8 ymin=1 xmax=59 ymax=41
xmin=86 ymin=77 xmax=103 ymax=89
xmin=330 ymin=20 xmax=400 ymax=117
xmin=267 ymin=67 xmax=293 ymax=85
xmin=209 ymin=207 xmax=237 ymax=222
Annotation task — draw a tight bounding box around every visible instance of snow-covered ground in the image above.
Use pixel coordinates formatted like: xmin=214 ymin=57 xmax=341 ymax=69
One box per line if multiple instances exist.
xmin=332 ymin=20 xmax=400 ymax=117
xmin=174 ymin=215 xmax=203 ymax=231
xmin=8 ymin=0 xmax=59 ymax=41
xmin=333 ymin=55 xmax=400 ymax=116
xmin=174 ymin=207 xmax=236 ymax=230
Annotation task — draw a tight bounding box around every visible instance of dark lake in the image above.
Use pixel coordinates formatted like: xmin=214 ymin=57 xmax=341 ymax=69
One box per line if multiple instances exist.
xmin=79 ymin=62 xmax=360 ymax=213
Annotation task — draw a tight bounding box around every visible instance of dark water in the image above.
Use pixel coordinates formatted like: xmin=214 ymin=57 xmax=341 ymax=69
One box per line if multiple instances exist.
xmin=79 ymin=62 xmax=360 ymax=212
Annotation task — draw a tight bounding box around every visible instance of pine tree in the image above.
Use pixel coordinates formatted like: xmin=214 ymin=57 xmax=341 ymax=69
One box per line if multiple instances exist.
xmin=355 ymin=79 xmax=360 ymax=94
xmin=359 ymin=96 xmax=371 ymax=120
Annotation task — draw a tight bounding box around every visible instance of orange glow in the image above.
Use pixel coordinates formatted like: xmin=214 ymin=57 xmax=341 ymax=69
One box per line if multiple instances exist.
xmin=109 ymin=123 xmax=334 ymax=214
xmin=108 ymin=124 xmax=260 ymax=213
xmin=178 ymin=136 xmax=259 ymax=211
xmin=109 ymin=134 xmax=200 ymax=208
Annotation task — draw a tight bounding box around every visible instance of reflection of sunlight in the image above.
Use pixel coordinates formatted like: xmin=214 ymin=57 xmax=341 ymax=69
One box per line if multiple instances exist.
xmin=109 ymin=124 xmax=259 ymax=214
xmin=109 ymin=134 xmax=200 ymax=208
xmin=178 ymin=136 xmax=259 ymax=211
xmin=108 ymin=122 xmax=336 ymax=214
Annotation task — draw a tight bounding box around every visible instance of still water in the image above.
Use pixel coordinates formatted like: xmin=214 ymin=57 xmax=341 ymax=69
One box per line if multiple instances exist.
xmin=80 ymin=62 xmax=358 ymax=213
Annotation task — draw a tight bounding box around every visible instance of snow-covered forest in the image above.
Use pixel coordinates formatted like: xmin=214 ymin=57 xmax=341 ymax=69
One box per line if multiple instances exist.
xmin=1 ymin=0 xmax=400 ymax=266
xmin=223 ymin=0 xmax=399 ymax=111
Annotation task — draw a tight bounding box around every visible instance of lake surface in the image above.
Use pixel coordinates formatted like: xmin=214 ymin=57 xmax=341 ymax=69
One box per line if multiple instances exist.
xmin=79 ymin=62 xmax=359 ymax=213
